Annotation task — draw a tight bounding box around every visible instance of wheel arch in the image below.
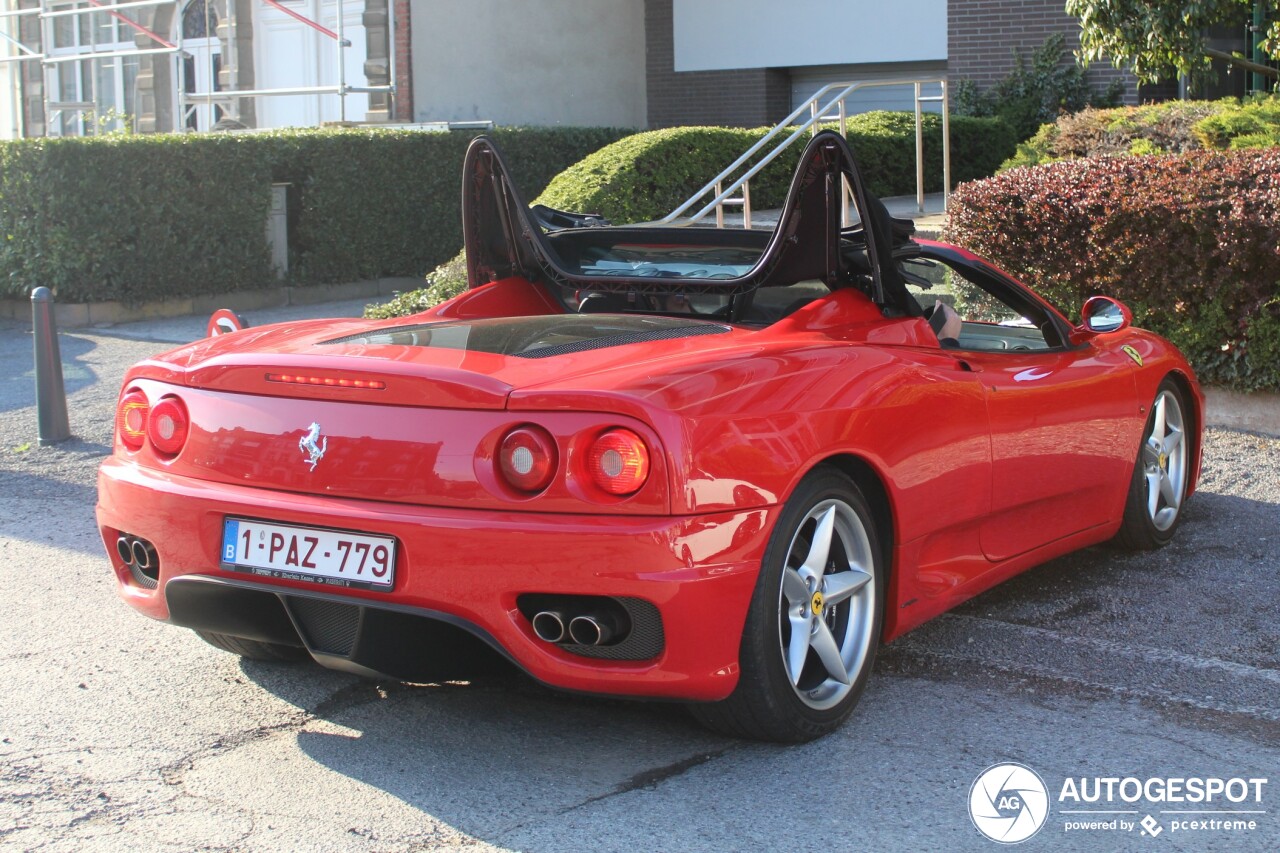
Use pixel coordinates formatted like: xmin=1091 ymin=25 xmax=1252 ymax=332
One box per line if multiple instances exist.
xmin=1161 ymin=368 xmax=1203 ymax=497
xmin=811 ymin=453 xmax=897 ymax=573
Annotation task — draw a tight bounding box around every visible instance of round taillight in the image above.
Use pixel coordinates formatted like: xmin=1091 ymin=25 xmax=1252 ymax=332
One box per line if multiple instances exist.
xmin=499 ymin=426 xmax=557 ymax=493
xmin=148 ymin=396 xmax=189 ymax=456
xmin=116 ymin=389 xmax=149 ymax=451
xmin=587 ymin=429 xmax=650 ymax=496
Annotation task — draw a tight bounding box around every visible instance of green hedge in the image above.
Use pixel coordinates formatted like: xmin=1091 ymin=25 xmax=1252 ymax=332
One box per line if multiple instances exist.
xmin=538 ymin=113 xmax=1018 ymax=225
xmin=0 ymin=126 xmax=627 ymax=304
xmin=0 ymin=134 xmax=271 ymax=304
xmin=946 ymin=150 xmax=1280 ymax=392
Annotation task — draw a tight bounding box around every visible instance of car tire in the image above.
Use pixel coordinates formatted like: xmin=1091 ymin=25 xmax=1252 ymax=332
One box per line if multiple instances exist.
xmin=690 ymin=467 xmax=885 ymax=743
xmin=1114 ymin=378 xmax=1191 ymax=551
xmin=194 ymin=630 xmax=308 ymax=663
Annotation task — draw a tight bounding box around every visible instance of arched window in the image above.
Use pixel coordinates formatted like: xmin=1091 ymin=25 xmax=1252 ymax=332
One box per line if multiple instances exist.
xmin=182 ymin=0 xmax=218 ymax=40
xmin=180 ymin=0 xmax=223 ymax=130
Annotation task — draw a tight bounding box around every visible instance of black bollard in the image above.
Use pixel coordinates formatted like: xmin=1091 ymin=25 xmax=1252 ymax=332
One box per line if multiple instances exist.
xmin=31 ymin=287 xmax=71 ymax=445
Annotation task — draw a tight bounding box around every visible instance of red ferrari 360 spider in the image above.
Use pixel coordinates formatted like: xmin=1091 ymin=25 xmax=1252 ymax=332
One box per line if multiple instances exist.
xmin=97 ymin=132 xmax=1202 ymax=742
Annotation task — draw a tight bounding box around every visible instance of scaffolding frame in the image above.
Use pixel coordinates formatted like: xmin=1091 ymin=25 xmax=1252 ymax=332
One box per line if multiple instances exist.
xmin=0 ymin=0 xmax=395 ymax=136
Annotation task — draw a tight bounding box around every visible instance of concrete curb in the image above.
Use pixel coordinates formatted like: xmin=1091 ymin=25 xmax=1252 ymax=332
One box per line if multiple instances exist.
xmin=1203 ymin=387 xmax=1280 ymax=437
xmin=0 ymin=277 xmax=421 ymax=329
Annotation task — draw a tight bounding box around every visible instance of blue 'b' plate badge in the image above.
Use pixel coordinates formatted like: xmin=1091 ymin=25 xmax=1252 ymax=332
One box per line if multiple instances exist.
xmin=221 ymin=519 xmax=240 ymax=563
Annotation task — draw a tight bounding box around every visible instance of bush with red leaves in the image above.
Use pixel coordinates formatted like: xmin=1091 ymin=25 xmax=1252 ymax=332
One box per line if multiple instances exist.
xmin=945 ymin=151 xmax=1280 ymax=391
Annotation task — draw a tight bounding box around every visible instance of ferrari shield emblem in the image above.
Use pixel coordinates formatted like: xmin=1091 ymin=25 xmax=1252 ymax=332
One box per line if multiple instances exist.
xmin=1122 ymin=345 xmax=1143 ymax=367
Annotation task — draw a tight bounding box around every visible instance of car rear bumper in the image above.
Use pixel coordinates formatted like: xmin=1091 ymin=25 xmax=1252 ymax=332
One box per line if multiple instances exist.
xmin=97 ymin=458 xmax=773 ymax=701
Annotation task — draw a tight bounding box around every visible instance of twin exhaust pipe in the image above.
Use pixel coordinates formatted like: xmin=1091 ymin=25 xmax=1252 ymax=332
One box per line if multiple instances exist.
xmin=531 ymin=609 xmax=618 ymax=646
xmin=116 ymin=533 xmax=160 ymax=589
xmin=116 ymin=535 xmax=156 ymax=571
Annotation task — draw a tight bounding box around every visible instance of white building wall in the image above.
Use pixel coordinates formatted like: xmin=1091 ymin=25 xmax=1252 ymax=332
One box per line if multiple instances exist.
xmin=411 ymin=0 xmax=646 ymax=127
xmin=673 ymin=0 xmax=946 ymax=72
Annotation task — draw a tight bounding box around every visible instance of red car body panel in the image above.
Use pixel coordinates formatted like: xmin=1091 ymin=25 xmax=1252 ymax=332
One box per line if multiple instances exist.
xmin=97 ymin=460 xmax=767 ymax=700
xmin=96 ymin=268 xmax=1202 ymax=699
xmin=97 ymin=137 xmax=1204 ymax=704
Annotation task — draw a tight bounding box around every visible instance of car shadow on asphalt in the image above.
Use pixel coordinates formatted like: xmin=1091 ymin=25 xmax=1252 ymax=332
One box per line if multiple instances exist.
xmin=942 ymin=492 xmax=1275 ymax=643
xmin=235 ymin=659 xmax=745 ymax=840
xmin=224 ymin=490 xmax=1280 ymax=836
xmin=177 ymin=483 xmax=1276 ymax=843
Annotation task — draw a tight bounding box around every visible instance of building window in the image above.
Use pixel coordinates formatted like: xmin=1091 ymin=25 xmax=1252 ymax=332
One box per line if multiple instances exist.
xmin=179 ymin=0 xmax=224 ymax=130
xmin=47 ymin=2 xmax=139 ymax=136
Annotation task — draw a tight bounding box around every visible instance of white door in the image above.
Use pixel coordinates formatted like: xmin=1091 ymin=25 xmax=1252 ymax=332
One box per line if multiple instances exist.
xmin=181 ymin=37 xmax=223 ymax=130
xmin=255 ymin=0 xmax=367 ymax=128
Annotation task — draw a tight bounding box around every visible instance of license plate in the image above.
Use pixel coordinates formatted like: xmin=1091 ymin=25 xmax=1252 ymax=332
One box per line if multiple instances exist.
xmin=221 ymin=518 xmax=396 ymax=591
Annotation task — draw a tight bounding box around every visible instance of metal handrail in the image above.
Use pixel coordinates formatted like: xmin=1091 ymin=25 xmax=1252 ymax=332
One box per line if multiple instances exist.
xmin=663 ymin=77 xmax=950 ymax=227
xmin=661 ymin=79 xmax=865 ymax=224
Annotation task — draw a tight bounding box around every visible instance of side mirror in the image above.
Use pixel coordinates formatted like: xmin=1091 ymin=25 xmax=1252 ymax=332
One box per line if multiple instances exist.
xmin=1079 ymin=296 xmax=1132 ymax=335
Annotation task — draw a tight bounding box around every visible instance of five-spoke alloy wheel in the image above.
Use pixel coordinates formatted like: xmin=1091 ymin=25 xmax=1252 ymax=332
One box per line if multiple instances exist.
xmin=777 ymin=497 xmax=877 ymax=711
xmin=1116 ymin=378 xmax=1192 ymax=550
xmin=691 ymin=468 xmax=884 ymax=742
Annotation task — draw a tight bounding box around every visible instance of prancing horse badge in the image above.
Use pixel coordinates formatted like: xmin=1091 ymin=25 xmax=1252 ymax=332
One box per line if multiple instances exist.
xmin=299 ymin=422 xmax=327 ymax=471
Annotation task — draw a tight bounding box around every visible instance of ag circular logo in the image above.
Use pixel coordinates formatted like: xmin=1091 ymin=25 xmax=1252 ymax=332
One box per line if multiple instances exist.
xmin=969 ymin=762 xmax=1050 ymax=844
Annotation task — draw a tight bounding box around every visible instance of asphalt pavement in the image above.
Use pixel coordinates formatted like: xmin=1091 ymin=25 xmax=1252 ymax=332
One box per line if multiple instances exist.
xmin=1 ymin=301 xmax=1278 ymax=852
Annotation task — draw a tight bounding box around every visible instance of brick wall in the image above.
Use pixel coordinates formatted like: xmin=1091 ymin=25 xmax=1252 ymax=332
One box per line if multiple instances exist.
xmin=645 ymin=0 xmax=790 ymax=128
xmin=948 ymin=0 xmax=1138 ymax=104
xmin=393 ymin=0 xmax=413 ymax=121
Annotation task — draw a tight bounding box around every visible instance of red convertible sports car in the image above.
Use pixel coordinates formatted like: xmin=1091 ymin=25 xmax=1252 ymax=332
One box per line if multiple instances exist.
xmin=97 ymin=132 xmax=1202 ymax=742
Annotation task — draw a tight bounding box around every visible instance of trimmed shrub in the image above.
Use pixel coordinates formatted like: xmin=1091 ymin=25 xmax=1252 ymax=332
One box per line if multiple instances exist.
xmin=1001 ymin=96 xmax=1280 ymax=171
xmin=1194 ymin=98 xmax=1280 ymax=150
xmin=0 ymin=126 xmax=627 ymax=304
xmin=538 ymin=114 xmax=1018 ymax=225
xmin=851 ymin=112 xmax=1019 ymax=197
xmin=537 ymin=127 xmax=797 ymax=226
xmin=365 ymin=249 xmax=467 ymax=319
xmin=945 ymin=151 xmax=1280 ymax=391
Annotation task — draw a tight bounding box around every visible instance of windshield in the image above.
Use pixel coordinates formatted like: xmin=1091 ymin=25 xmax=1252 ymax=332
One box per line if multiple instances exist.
xmin=322 ymin=315 xmax=731 ymax=359
xmin=574 ymin=244 xmax=761 ymax=280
